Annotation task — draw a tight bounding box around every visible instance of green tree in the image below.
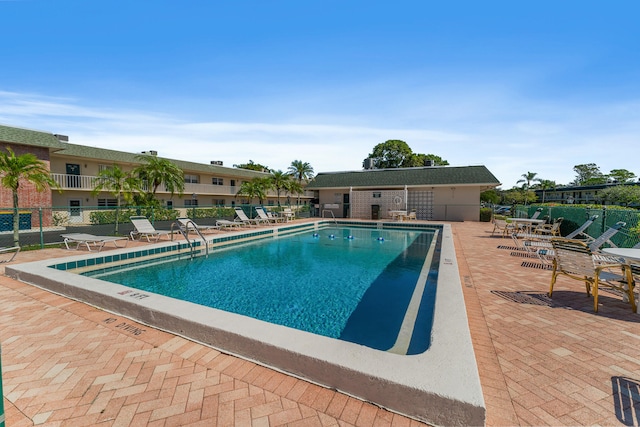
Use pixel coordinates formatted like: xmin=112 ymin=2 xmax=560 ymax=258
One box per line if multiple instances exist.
xmin=480 ymin=189 xmax=501 ymax=205
xmin=287 ymin=160 xmax=314 ymax=183
xmin=92 ymin=165 xmax=140 ymax=234
xmin=367 ymin=140 xmax=413 ymax=168
xmin=233 ymin=160 xmax=270 ymax=172
xmin=269 ymin=170 xmax=291 ymax=206
xmin=404 ymin=153 xmax=450 ymax=167
xmin=236 ymin=177 xmax=271 ymax=205
xmin=367 ymin=140 xmax=449 ymax=168
xmin=133 ymin=155 xmax=185 ymax=205
xmin=537 ymin=180 xmax=557 ymax=203
xmin=572 ymin=163 xmax=606 ymax=185
xmin=608 ymin=169 xmax=637 ymax=183
xmin=0 ymin=147 xmax=59 ymax=246
xmin=599 ymin=185 xmax=640 ymax=206
xmin=516 ymin=171 xmax=541 ymax=190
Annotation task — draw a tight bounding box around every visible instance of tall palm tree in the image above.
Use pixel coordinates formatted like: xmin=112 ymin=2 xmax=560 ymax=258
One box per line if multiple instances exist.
xmin=133 ymin=155 xmax=184 ymax=205
xmin=0 ymin=147 xmax=59 ymax=246
xmin=92 ymin=165 xmax=140 ymax=234
xmin=287 ymin=160 xmax=314 ymax=207
xmin=516 ymin=171 xmax=541 ymax=190
xmin=516 ymin=172 xmax=541 ymax=206
xmin=269 ymin=170 xmax=291 ymax=207
xmin=287 ymin=160 xmax=314 ymax=183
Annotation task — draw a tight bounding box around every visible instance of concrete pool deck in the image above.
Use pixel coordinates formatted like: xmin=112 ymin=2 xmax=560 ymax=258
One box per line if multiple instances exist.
xmin=1 ymin=220 xmax=640 ymax=425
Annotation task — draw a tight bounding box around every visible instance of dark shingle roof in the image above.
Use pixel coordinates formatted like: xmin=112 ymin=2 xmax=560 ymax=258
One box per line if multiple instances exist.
xmin=306 ymin=165 xmax=501 ymax=189
xmin=56 ymin=143 xmax=269 ymax=178
xmin=0 ymin=124 xmax=65 ymax=149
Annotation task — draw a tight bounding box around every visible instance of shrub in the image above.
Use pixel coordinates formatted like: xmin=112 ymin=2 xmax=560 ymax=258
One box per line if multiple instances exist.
xmin=479 ymin=207 xmax=493 ymax=222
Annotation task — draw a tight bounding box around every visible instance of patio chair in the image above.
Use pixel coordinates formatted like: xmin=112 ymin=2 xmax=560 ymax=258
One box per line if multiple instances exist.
xmin=61 ymin=233 xmax=129 ymax=251
xmin=0 ymin=246 xmax=20 ymax=263
xmin=255 ymin=207 xmax=284 ymax=224
xmin=234 ymin=208 xmax=266 ymax=226
xmin=407 ymin=209 xmax=417 ymax=221
xmin=491 ymin=218 xmax=515 ymax=237
xmin=524 ymin=221 xmax=627 ymax=264
xmin=177 ymin=218 xmax=220 ymax=235
xmin=534 ymin=217 xmax=563 ymax=236
xmin=548 ymin=238 xmax=636 ymax=313
xmin=129 ymin=216 xmax=173 ymax=242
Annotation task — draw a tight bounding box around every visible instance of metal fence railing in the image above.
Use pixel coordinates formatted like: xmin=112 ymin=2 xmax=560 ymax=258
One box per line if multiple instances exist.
xmin=0 ymin=204 xmax=310 ymax=249
xmin=513 ymin=205 xmax=640 ymax=249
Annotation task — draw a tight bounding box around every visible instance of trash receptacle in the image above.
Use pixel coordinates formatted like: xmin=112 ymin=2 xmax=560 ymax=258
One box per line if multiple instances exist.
xmin=371 ymin=204 xmax=380 ymax=220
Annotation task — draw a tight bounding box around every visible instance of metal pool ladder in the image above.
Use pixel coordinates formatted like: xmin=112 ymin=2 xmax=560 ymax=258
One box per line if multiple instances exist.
xmin=171 ymin=220 xmax=209 ymax=258
xmin=322 ymin=209 xmax=338 ymax=225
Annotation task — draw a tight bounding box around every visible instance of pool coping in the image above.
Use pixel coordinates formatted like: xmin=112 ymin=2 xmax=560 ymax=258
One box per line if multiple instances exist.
xmin=6 ymin=220 xmax=485 ymax=426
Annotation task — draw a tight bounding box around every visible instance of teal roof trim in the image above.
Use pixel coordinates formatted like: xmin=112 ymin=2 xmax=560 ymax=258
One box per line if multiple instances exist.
xmin=0 ymin=124 xmax=65 ymax=149
xmin=306 ymin=166 xmax=501 ymax=188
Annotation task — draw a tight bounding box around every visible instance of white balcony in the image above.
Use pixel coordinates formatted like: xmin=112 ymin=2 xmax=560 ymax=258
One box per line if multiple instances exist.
xmin=50 ymin=173 xmax=314 ymax=199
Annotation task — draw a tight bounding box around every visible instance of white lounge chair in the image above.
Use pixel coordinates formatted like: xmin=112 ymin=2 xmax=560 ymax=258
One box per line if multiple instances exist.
xmin=61 ymin=233 xmax=129 ymax=251
xmin=255 ymin=207 xmax=284 ymax=224
xmin=129 ymin=216 xmax=173 ymax=242
xmin=177 ymin=218 xmax=220 ymax=234
xmin=0 ymin=246 xmax=20 ymax=263
xmin=234 ymin=208 xmax=266 ymax=226
xmin=216 ymin=219 xmax=244 ymax=229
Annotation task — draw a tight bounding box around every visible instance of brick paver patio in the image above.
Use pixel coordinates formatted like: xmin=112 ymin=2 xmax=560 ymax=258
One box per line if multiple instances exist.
xmin=1 ymin=220 xmax=639 ymax=426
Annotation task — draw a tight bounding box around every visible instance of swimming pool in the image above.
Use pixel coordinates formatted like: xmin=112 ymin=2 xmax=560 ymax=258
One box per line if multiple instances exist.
xmin=7 ymin=220 xmax=485 ymax=426
xmin=85 ymin=226 xmax=439 ymax=354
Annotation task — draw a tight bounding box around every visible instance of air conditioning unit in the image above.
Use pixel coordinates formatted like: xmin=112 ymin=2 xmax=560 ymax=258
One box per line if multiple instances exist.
xmin=424 ymin=159 xmax=434 ymax=167
xmin=210 ymin=161 xmax=224 ymax=166
xmin=141 ymin=150 xmax=158 ymax=156
xmin=54 ymin=134 xmax=69 ymax=142
xmin=363 ymin=158 xmax=374 ymax=169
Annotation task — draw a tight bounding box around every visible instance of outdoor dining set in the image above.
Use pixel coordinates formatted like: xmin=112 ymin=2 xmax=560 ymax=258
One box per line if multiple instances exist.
xmin=492 ymin=209 xmax=640 ymax=314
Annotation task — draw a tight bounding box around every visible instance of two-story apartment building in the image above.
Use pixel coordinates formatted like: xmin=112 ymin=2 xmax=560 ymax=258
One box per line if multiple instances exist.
xmin=0 ymin=124 xmax=312 ymax=225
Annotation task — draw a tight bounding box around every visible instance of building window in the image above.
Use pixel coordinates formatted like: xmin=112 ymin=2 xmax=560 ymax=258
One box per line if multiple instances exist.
xmin=372 ymin=192 xmax=381 ymax=198
xmin=212 ymin=199 xmax=225 ymax=206
xmin=166 ymin=200 xmax=173 ymax=209
xmin=184 ymin=199 xmax=199 ymax=207
xmin=230 ymin=179 xmax=236 ymax=187
xmin=97 ymin=198 xmax=118 ymax=209
xmin=98 ymin=164 xmax=110 ymax=172
xmin=185 ymin=174 xmax=199 ymax=184
xmin=212 ymin=177 xmax=224 ymax=185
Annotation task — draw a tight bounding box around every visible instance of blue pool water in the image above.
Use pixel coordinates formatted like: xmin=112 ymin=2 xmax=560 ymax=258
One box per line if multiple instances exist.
xmin=87 ymin=226 xmax=440 ymax=353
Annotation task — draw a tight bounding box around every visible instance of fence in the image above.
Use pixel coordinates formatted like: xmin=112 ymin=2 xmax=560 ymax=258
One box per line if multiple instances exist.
xmin=513 ymin=205 xmax=640 ymax=248
xmin=0 ymin=204 xmax=310 ymax=249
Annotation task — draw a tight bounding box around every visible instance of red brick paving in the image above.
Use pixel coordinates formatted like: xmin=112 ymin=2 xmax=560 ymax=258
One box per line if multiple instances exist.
xmin=2 ymin=221 xmax=640 ymax=426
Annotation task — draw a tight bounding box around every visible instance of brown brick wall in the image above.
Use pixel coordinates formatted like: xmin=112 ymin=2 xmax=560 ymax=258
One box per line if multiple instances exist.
xmin=0 ymin=143 xmax=55 ymax=227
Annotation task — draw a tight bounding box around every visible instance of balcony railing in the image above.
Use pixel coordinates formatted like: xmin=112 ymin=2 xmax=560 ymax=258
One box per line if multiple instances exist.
xmin=50 ymin=173 xmax=314 ymax=198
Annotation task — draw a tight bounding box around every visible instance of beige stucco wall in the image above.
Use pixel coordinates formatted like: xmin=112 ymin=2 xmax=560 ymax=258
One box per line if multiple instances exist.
xmin=316 ymin=186 xmax=482 ymax=221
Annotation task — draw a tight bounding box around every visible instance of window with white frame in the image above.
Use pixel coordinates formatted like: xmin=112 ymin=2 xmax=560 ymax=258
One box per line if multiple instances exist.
xmin=212 ymin=177 xmax=224 ymax=185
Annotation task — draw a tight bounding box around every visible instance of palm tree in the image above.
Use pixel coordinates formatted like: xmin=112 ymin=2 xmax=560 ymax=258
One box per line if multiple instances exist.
xmin=133 ymin=155 xmax=184 ymax=205
xmin=269 ymin=170 xmax=291 ymax=207
xmin=538 ymin=179 xmax=557 ymax=203
xmin=287 ymin=160 xmax=314 ymax=207
xmin=516 ymin=172 xmax=541 ymax=190
xmin=0 ymin=147 xmax=59 ymax=246
xmin=92 ymin=165 xmax=140 ymax=234
xmin=287 ymin=160 xmax=314 ymax=183
xmin=236 ymin=177 xmax=270 ymax=205
xmin=516 ymin=172 xmax=541 ymax=206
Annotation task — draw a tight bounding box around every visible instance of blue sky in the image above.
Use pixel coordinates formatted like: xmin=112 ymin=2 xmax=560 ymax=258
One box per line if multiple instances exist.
xmin=1 ymin=1 xmax=639 ymax=188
